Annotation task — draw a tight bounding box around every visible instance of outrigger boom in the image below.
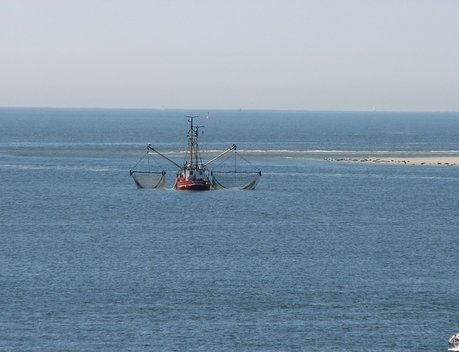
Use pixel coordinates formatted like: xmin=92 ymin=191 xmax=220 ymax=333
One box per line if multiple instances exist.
xmin=148 ymin=143 xmax=236 ymax=169
xmin=147 ymin=144 xmax=181 ymax=168
xmin=204 ymin=144 xmax=237 ymax=166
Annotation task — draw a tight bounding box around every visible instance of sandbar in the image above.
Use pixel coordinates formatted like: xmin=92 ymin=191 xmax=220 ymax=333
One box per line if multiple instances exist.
xmin=325 ymin=156 xmax=459 ymax=166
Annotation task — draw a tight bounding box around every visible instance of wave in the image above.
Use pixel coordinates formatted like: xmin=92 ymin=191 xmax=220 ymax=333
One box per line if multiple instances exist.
xmin=0 ymin=164 xmax=116 ymax=172
xmin=0 ymin=142 xmax=144 ymax=148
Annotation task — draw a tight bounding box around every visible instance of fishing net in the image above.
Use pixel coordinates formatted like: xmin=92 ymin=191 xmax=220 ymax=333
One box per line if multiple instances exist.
xmin=130 ymin=170 xmax=166 ymax=189
xmin=209 ymin=151 xmax=261 ymax=190
xmin=211 ymin=171 xmax=261 ymax=190
xmin=130 ymin=147 xmax=167 ymax=189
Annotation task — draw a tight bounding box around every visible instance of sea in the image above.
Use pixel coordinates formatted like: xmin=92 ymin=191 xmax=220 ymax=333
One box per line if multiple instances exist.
xmin=1 ymin=108 xmax=458 ymax=352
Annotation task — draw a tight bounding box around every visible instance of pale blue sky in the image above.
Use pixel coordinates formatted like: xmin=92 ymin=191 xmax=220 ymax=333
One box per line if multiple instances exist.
xmin=1 ymin=0 xmax=458 ymax=111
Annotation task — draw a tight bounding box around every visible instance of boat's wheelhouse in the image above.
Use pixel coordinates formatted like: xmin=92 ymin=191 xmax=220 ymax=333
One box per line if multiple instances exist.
xmin=177 ymin=166 xmax=209 ymax=182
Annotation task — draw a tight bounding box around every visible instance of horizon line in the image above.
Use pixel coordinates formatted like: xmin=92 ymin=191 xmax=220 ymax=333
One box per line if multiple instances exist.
xmin=0 ymin=105 xmax=458 ymax=114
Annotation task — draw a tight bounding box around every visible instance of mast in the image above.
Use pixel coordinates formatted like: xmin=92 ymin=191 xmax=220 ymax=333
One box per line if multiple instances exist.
xmin=194 ymin=125 xmax=203 ymax=167
xmin=186 ymin=115 xmax=203 ymax=169
xmin=187 ymin=116 xmax=196 ymax=168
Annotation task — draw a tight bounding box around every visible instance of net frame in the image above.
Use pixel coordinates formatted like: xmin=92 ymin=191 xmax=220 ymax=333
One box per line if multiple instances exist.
xmin=130 ymin=147 xmax=168 ymax=189
xmin=130 ymin=170 xmax=166 ymax=189
xmin=209 ymin=151 xmax=261 ymax=190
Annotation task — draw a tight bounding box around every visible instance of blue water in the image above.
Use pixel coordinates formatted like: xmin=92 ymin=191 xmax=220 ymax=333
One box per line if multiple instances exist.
xmin=1 ymin=108 xmax=458 ymax=351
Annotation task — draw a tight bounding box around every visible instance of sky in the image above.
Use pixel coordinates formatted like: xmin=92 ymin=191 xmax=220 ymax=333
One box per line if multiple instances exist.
xmin=1 ymin=0 xmax=458 ymax=111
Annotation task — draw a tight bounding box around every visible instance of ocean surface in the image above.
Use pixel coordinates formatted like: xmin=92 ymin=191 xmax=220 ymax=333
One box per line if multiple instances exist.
xmin=1 ymin=108 xmax=458 ymax=351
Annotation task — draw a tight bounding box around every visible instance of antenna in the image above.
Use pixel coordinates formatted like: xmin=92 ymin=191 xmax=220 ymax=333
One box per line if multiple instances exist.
xmin=186 ymin=115 xmax=198 ymax=125
xmin=195 ymin=125 xmax=204 ymax=136
xmin=185 ymin=116 xmax=204 ymax=136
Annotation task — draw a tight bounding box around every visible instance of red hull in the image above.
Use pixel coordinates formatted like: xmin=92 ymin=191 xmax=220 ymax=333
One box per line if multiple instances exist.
xmin=175 ymin=178 xmax=211 ymax=191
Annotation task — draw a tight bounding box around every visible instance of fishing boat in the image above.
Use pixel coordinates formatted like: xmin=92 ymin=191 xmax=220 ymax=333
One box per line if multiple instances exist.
xmin=130 ymin=116 xmax=261 ymax=191
xmin=170 ymin=115 xmax=234 ymax=191
xmin=449 ymin=332 xmax=459 ymax=351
